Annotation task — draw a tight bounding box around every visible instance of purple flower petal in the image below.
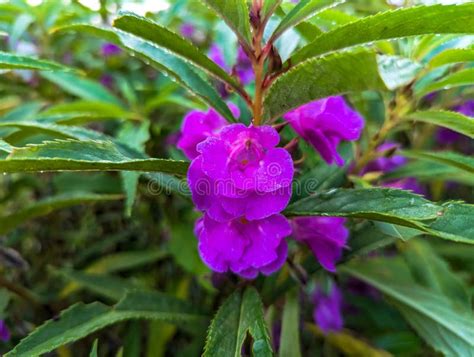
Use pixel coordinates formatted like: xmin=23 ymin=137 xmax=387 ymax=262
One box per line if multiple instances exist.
xmin=313 ymin=284 xmax=344 ymax=333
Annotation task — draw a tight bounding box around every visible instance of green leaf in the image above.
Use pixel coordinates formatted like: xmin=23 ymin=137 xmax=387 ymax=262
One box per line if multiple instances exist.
xmin=199 ymin=0 xmax=252 ymax=47
xmin=40 ymin=100 xmax=140 ymax=125
xmin=404 ymin=110 xmax=474 ymax=138
xmin=427 ymin=202 xmax=474 ymax=244
xmin=0 ymin=51 xmax=71 ymax=71
xmin=0 ymin=193 xmax=122 ymax=235
xmin=429 ymin=48 xmax=474 ymax=68
xmin=377 ymin=55 xmax=423 ymax=90
xmin=291 ymin=4 xmax=474 ymax=64
xmin=401 ymin=150 xmax=474 ymax=174
xmin=279 ymin=289 xmax=301 ymax=357
xmin=402 ymin=240 xmax=470 ymax=308
xmin=285 ymin=188 xmax=439 ymax=228
xmin=263 ymin=49 xmax=387 ymax=121
xmin=342 ymin=258 xmax=474 ymax=356
xmin=56 ymin=268 xmax=144 ymax=301
xmin=416 ymin=68 xmax=474 ymax=97
xmin=55 ymin=25 xmax=235 ymax=122
xmin=0 ymin=140 xmax=188 ymax=175
xmin=41 ymin=72 xmax=122 ymax=107
xmin=6 ymin=291 xmax=206 ymax=357
xmin=89 ymin=340 xmax=98 ymax=357
xmin=113 ymin=13 xmax=241 ymax=93
xmin=262 ymin=0 xmax=282 ymax=20
xmin=203 ymin=288 xmax=272 ymax=357
xmin=270 ymin=0 xmax=342 ymax=42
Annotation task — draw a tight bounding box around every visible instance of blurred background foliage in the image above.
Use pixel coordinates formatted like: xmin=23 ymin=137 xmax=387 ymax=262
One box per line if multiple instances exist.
xmin=0 ymin=0 xmax=472 ymax=356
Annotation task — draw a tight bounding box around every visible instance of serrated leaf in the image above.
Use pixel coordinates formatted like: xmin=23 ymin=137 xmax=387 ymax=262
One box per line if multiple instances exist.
xmin=286 ymin=188 xmax=474 ymax=243
xmin=416 ymin=68 xmax=474 ymax=97
xmin=404 ymin=110 xmax=474 ymax=138
xmin=285 ymin=188 xmax=440 ymax=228
xmin=54 ymin=25 xmax=235 ymax=122
xmin=41 ymin=72 xmax=122 ymax=107
xmin=342 ymin=258 xmax=474 ymax=356
xmin=263 ymin=49 xmax=387 ymax=121
xmin=279 ymin=289 xmax=301 ymax=357
xmin=0 ymin=193 xmax=122 ymax=235
xmin=429 ymin=48 xmax=474 ymax=68
xmin=0 ymin=51 xmax=71 ymax=71
xmin=270 ymin=0 xmax=342 ymax=42
xmin=0 ymin=140 xmax=188 ymax=175
xmin=113 ymin=13 xmax=241 ymax=93
xmin=199 ymin=0 xmax=252 ymax=47
xmin=291 ymin=4 xmax=474 ymax=63
xmin=402 ymin=240 xmax=470 ymax=308
xmin=401 ymin=150 xmax=474 ymax=174
xmin=6 ymin=291 xmax=206 ymax=357
xmin=203 ymin=288 xmax=272 ymax=357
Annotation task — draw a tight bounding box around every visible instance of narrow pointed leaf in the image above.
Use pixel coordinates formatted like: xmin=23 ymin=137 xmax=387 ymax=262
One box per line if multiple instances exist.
xmin=416 ymin=68 xmax=474 ymax=97
xmin=279 ymin=289 xmax=301 ymax=357
xmin=291 ymin=4 xmax=474 ymax=64
xmin=203 ymin=288 xmax=272 ymax=357
xmin=270 ymin=0 xmax=342 ymax=41
xmin=429 ymin=48 xmax=474 ymax=68
xmin=262 ymin=0 xmax=282 ymax=20
xmin=263 ymin=49 xmax=387 ymax=121
xmin=0 ymin=140 xmax=188 ymax=175
xmin=6 ymin=291 xmax=206 ymax=357
xmin=342 ymin=258 xmax=474 ymax=356
xmin=401 ymin=150 xmax=474 ymax=174
xmin=404 ymin=110 xmax=474 ymax=138
xmin=41 ymin=72 xmax=123 ymax=107
xmin=0 ymin=51 xmax=71 ymax=71
xmin=199 ymin=0 xmax=252 ymax=47
xmin=54 ymin=25 xmax=235 ymax=122
xmin=0 ymin=193 xmax=122 ymax=235
xmin=113 ymin=13 xmax=240 ymax=92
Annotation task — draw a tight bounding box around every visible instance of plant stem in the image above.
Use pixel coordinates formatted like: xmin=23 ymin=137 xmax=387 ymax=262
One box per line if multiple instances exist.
xmin=252 ymin=26 xmax=266 ymax=125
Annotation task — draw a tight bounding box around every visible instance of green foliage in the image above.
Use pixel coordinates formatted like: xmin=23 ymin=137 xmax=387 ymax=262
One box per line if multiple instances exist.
xmin=203 ymin=287 xmax=272 ymax=357
xmin=279 ymin=289 xmax=302 ymax=357
xmin=6 ymin=291 xmax=206 ymax=357
xmin=0 ymin=51 xmax=71 ymax=71
xmin=404 ymin=110 xmax=474 ymax=138
xmin=264 ymin=49 xmax=387 ymax=120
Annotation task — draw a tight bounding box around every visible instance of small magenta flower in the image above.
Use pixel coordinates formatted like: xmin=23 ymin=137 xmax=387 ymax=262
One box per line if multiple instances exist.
xmin=283 ymin=96 xmax=364 ymax=166
xmin=361 ymin=142 xmax=424 ymax=194
xmin=188 ymin=124 xmax=294 ymax=222
xmin=313 ymin=284 xmax=344 ymax=333
xmin=291 ymin=217 xmax=348 ymax=272
xmin=0 ymin=320 xmax=10 ymax=342
xmin=180 ymin=23 xmax=196 ymax=38
xmin=209 ymin=44 xmax=229 ymax=71
xmin=195 ymin=213 xmax=291 ymax=278
xmin=101 ymin=43 xmax=122 ymax=57
xmin=235 ymin=47 xmax=254 ymax=85
xmin=177 ymin=104 xmax=239 ymax=160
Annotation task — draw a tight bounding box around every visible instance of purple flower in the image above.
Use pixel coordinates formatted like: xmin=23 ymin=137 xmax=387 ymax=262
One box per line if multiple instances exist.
xmin=235 ymin=47 xmax=254 ymax=85
xmin=361 ymin=142 xmax=424 ymax=194
xmin=188 ymin=124 xmax=294 ymax=222
xmin=0 ymin=320 xmax=10 ymax=342
xmin=313 ymin=284 xmax=344 ymax=333
xmin=291 ymin=217 xmax=348 ymax=272
xmin=100 ymin=74 xmax=114 ymax=89
xmin=283 ymin=96 xmax=364 ymax=166
xmin=456 ymin=100 xmax=474 ymax=117
xmin=209 ymin=44 xmax=229 ymax=71
xmin=436 ymin=127 xmax=463 ymax=144
xmin=180 ymin=23 xmax=196 ymax=38
xmin=209 ymin=44 xmax=254 ymax=86
xmin=177 ymin=104 xmax=239 ymax=160
xmin=101 ymin=43 xmax=122 ymax=57
xmin=195 ymin=213 xmax=290 ymax=278
xmin=360 ymin=142 xmax=406 ymax=175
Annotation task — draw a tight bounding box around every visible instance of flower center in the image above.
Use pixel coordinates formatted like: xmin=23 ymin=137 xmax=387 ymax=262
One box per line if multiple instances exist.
xmin=228 ymin=137 xmax=264 ymax=169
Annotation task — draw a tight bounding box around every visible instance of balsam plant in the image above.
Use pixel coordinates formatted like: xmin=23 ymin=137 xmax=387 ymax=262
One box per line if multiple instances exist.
xmin=0 ymin=0 xmax=473 ymax=356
